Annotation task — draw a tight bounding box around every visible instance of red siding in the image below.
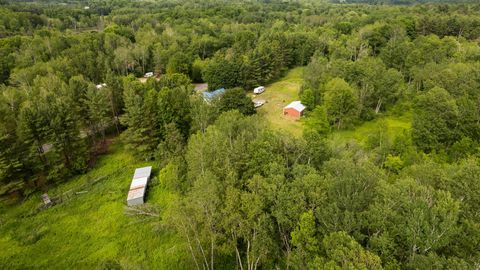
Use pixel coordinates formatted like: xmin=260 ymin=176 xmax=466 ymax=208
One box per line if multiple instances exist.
xmin=283 ymin=108 xmax=302 ymax=119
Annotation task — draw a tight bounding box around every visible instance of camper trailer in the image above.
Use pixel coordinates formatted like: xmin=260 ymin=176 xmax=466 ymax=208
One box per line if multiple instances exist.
xmin=253 ymin=86 xmax=265 ymax=94
xmin=144 ymin=72 xmax=154 ymax=78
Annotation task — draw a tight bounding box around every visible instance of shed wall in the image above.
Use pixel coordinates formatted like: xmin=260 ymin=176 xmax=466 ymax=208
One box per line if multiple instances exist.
xmin=283 ymin=108 xmax=302 ymax=119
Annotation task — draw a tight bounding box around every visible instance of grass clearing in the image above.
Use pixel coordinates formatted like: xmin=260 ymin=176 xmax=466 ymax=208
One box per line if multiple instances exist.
xmin=0 ymin=140 xmax=191 ymax=269
xmin=329 ymin=112 xmax=412 ymax=146
xmin=252 ymin=67 xmax=412 ymax=143
xmin=254 ymin=67 xmax=305 ymax=137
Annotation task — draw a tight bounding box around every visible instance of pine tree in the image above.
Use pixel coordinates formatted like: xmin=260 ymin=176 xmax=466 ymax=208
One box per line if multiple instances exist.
xmin=17 ymin=101 xmax=51 ymax=176
xmin=47 ymin=95 xmax=87 ymax=177
xmin=105 ymin=71 xmax=124 ymax=134
xmin=81 ymin=85 xmax=112 ymax=145
xmin=120 ymin=77 xmax=160 ymax=159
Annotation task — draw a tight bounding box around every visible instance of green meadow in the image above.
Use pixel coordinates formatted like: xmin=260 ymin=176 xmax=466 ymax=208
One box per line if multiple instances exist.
xmin=329 ymin=111 xmax=412 ymax=146
xmin=0 ymin=142 xmax=191 ymax=269
xmin=254 ymin=67 xmax=412 ymax=143
xmin=254 ymin=67 xmax=305 ymax=137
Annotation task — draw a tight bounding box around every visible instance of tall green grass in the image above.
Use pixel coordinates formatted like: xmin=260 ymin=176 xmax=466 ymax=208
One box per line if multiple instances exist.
xmin=0 ymin=141 xmax=191 ymax=269
xmin=329 ymin=111 xmax=412 ymax=146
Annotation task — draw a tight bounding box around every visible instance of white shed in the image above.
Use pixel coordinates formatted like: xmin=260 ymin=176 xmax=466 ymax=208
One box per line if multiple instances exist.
xmin=127 ymin=166 xmax=152 ymax=206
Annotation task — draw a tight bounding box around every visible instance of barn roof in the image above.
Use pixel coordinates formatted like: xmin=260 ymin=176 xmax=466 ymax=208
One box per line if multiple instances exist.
xmin=284 ymin=101 xmax=305 ymax=112
xmin=202 ymin=88 xmax=225 ymax=101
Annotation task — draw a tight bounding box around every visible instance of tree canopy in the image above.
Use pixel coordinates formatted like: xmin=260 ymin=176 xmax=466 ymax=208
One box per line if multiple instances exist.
xmin=1 ymin=0 xmax=480 ymax=269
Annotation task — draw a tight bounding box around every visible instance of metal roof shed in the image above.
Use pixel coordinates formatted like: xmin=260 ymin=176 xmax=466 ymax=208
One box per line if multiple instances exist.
xmin=202 ymin=88 xmax=225 ymax=102
xmin=127 ymin=166 xmax=152 ymax=206
xmin=133 ymin=166 xmax=152 ymax=179
xmin=283 ymin=101 xmax=306 ymax=119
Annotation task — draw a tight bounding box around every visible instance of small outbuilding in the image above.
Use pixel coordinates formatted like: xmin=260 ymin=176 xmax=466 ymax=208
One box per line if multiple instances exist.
xmin=127 ymin=166 xmax=152 ymax=206
xmin=283 ymin=101 xmax=305 ymax=119
xmin=202 ymin=88 xmax=225 ymax=102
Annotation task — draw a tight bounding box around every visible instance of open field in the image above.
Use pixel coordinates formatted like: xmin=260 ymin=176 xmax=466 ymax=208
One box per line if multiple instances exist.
xmin=254 ymin=67 xmax=305 ymax=137
xmin=0 ymin=141 xmax=190 ymax=269
xmin=329 ymin=112 xmax=412 ymax=146
xmin=253 ymin=67 xmax=412 ymax=142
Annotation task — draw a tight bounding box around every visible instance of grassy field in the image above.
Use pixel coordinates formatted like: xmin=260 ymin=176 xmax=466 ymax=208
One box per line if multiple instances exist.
xmin=0 ymin=141 xmax=191 ymax=269
xmin=252 ymin=67 xmax=412 ymax=143
xmin=329 ymin=112 xmax=412 ymax=146
xmin=254 ymin=67 xmax=305 ymax=137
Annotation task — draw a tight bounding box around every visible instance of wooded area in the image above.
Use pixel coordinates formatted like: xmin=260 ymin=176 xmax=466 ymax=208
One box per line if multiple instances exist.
xmin=1 ymin=0 xmax=480 ymax=269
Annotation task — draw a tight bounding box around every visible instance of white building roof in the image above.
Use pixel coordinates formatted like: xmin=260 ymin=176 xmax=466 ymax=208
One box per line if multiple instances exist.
xmin=284 ymin=101 xmax=305 ymax=112
xmin=127 ymin=166 xmax=152 ymax=205
xmin=133 ymin=166 xmax=152 ymax=179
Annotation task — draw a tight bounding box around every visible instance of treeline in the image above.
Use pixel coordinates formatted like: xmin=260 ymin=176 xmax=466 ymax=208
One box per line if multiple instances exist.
xmin=0 ymin=72 xmax=121 ymax=196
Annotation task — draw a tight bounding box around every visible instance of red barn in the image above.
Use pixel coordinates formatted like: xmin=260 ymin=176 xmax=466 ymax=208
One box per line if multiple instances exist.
xmin=283 ymin=101 xmax=305 ymax=119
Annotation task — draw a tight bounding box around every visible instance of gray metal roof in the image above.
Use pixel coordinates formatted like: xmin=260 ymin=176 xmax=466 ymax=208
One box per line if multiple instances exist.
xmin=284 ymin=101 xmax=306 ymax=112
xmin=133 ymin=166 xmax=152 ymax=179
xmin=127 ymin=167 xmax=152 ymax=205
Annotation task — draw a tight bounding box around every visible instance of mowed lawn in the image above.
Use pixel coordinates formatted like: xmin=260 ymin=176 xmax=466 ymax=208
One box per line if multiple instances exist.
xmin=254 ymin=67 xmax=305 ymax=137
xmin=0 ymin=141 xmax=191 ymax=269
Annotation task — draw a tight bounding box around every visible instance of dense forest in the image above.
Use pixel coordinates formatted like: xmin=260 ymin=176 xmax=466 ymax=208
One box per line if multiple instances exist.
xmin=1 ymin=0 xmax=480 ymax=269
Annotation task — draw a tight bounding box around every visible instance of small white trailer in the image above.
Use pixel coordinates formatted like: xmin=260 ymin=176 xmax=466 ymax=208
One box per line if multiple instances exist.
xmin=127 ymin=166 xmax=152 ymax=206
xmin=144 ymin=72 xmax=154 ymax=78
xmin=253 ymin=86 xmax=265 ymax=94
